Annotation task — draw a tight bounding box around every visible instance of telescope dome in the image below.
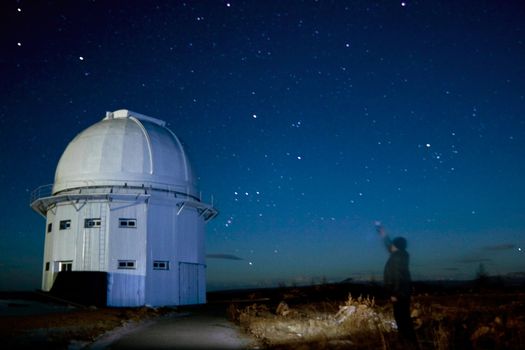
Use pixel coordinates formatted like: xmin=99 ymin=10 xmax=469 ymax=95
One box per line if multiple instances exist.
xmin=53 ymin=109 xmax=197 ymax=197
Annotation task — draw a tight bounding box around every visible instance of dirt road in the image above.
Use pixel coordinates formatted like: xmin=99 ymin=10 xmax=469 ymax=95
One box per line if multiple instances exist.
xmin=89 ymin=305 xmax=260 ymax=350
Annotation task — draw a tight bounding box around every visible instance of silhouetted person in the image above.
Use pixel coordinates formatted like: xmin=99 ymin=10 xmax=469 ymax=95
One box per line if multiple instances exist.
xmin=376 ymin=222 xmax=418 ymax=348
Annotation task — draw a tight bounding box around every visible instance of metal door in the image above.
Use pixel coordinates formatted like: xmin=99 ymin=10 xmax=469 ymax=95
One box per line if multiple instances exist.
xmin=179 ymin=262 xmax=202 ymax=305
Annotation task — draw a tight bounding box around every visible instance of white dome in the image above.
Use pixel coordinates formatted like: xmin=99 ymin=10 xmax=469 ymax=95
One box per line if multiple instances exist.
xmin=53 ymin=109 xmax=197 ymax=197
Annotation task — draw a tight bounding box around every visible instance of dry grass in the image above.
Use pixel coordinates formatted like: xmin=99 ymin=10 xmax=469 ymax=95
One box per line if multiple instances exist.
xmin=0 ymin=306 xmax=173 ymax=349
xmin=231 ymin=294 xmax=394 ymax=349
xmin=229 ymin=292 xmax=525 ymax=349
xmin=412 ymin=293 xmax=525 ymax=349
xmin=3 ymin=288 xmax=524 ymax=349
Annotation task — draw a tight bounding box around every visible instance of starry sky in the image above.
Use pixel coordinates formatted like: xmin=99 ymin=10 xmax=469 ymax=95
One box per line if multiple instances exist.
xmin=1 ymin=1 xmax=524 ymax=291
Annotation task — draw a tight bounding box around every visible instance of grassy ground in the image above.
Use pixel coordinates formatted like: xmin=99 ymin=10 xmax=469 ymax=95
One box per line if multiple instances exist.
xmin=2 ymin=283 xmax=524 ymax=349
xmin=0 ymin=298 xmax=173 ymax=349
xmin=223 ymin=284 xmax=525 ymax=349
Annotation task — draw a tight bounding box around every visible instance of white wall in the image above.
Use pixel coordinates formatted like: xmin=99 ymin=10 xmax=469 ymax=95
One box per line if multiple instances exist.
xmin=175 ymin=204 xmax=206 ymax=305
xmin=42 ymin=210 xmax=55 ymax=290
xmin=106 ymin=200 xmax=147 ymax=306
xmin=145 ymin=201 xmax=178 ymax=305
xmin=177 ymin=208 xmax=205 ymax=264
xmin=41 ymin=194 xmax=208 ymax=306
xmin=144 ymin=197 xmax=207 ymax=306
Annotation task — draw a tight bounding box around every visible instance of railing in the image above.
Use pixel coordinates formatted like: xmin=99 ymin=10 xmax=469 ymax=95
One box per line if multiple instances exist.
xmin=30 ymin=183 xmax=218 ymax=208
xmin=30 ymin=184 xmax=53 ymax=205
xmin=30 ymin=182 xmax=219 ymax=221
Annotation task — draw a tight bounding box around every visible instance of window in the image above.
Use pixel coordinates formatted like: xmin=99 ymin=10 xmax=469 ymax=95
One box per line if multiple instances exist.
xmin=153 ymin=260 xmax=169 ymax=270
xmin=59 ymin=261 xmax=73 ymax=272
xmin=84 ymin=218 xmax=101 ymax=228
xmin=45 ymin=262 xmax=50 ymax=271
xmin=47 ymin=223 xmax=52 ymax=233
xmin=118 ymin=260 xmax=136 ymax=269
xmin=59 ymin=220 xmax=71 ymax=230
xmin=119 ymin=218 xmax=137 ymax=228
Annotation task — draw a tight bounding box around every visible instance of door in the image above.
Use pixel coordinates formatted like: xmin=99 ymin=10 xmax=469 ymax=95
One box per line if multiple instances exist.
xmin=179 ymin=262 xmax=205 ymax=305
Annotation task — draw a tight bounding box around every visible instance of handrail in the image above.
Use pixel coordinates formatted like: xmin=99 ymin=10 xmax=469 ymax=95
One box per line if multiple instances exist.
xmin=30 ymin=184 xmax=53 ymax=205
xmin=30 ymin=183 xmax=217 ymax=208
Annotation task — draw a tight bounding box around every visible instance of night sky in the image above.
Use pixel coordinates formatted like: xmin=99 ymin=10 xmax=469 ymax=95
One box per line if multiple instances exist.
xmin=1 ymin=1 xmax=524 ymax=291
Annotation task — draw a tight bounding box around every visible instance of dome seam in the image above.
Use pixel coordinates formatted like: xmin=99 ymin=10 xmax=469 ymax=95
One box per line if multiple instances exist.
xmin=166 ymin=127 xmax=189 ymax=182
xmin=129 ymin=116 xmax=154 ymax=175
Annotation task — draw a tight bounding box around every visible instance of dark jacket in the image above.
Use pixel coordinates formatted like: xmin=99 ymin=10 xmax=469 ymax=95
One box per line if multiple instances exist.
xmin=383 ymin=236 xmax=412 ymax=299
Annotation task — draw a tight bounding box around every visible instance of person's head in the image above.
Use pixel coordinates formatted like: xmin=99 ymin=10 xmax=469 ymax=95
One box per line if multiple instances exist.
xmin=391 ymin=236 xmax=407 ymax=251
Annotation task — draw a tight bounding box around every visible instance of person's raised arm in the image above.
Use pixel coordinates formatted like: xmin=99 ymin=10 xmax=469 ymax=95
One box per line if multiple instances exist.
xmin=375 ymin=221 xmax=392 ymax=251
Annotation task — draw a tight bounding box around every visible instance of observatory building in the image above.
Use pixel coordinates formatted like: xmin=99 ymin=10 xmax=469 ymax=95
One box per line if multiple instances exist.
xmin=30 ymin=109 xmax=217 ymax=306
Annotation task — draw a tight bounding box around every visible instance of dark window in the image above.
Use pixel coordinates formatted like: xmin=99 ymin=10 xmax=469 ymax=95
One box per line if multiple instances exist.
xmin=153 ymin=260 xmax=169 ymax=270
xmin=59 ymin=261 xmax=73 ymax=272
xmin=47 ymin=223 xmax=52 ymax=233
xmin=59 ymin=220 xmax=71 ymax=230
xmin=119 ymin=218 xmax=137 ymax=228
xmin=45 ymin=262 xmax=50 ymax=271
xmin=118 ymin=260 xmax=136 ymax=269
xmin=84 ymin=218 xmax=101 ymax=228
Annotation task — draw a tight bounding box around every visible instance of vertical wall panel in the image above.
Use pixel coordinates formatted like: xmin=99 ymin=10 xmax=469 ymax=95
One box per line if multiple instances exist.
xmin=177 ymin=209 xmax=205 ymax=263
xmin=145 ymin=202 xmax=178 ymax=306
xmin=179 ymin=262 xmax=199 ymax=305
xmin=107 ymin=272 xmax=145 ymax=307
xmin=53 ymin=204 xmax=77 ymax=263
xmin=198 ymin=264 xmax=206 ymax=304
xmin=42 ymin=210 xmax=56 ymax=291
xmin=107 ymin=201 xmax=147 ymax=306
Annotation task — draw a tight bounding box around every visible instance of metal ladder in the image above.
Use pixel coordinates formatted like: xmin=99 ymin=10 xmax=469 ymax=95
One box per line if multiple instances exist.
xmin=98 ymin=203 xmax=107 ymax=270
xmin=83 ymin=204 xmax=92 ymax=270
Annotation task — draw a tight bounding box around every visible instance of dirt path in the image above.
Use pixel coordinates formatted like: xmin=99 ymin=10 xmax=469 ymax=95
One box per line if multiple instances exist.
xmin=90 ymin=306 xmax=261 ymax=350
